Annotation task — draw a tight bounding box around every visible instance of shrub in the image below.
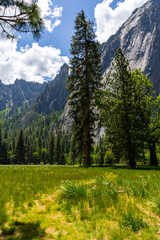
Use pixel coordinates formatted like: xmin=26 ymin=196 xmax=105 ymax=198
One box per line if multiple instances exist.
xmin=60 ymin=181 xmax=87 ymax=200
xmin=104 ymin=150 xmax=116 ymax=164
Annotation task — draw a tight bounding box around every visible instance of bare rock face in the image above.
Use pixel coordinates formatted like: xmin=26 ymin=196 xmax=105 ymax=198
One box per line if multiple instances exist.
xmin=0 ymin=79 xmax=46 ymax=111
xmin=60 ymin=101 xmax=72 ymax=132
xmin=61 ymin=0 xmax=160 ymax=135
xmin=101 ymin=0 xmax=160 ymax=92
xmin=34 ymin=64 xmax=69 ymax=114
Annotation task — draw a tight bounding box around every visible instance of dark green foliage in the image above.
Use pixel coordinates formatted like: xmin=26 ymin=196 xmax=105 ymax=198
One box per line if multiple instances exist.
xmin=122 ymin=210 xmax=147 ymax=232
xmin=98 ymin=48 xmax=157 ymax=168
xmin=0 ymin=0 xmax=44 ymax=40
xmin=15 ymin=129 xmax=26 ymax=164
xmin=69 ymin=137 xmax=77 ymax=165
xmin=67 ymin=10 xmax=102 ymax=166
xmin=55 ymin=131 xmax=62 ymax=165
xmin=0 ymin=103 xmax=72 ymax=165
xmin=48 ymin=133 xmax=55 ymax=164
xmin=60 ymin=180 xmax=87 ymax=200
xmin=0 ymin=124 xmax=8 ymax=164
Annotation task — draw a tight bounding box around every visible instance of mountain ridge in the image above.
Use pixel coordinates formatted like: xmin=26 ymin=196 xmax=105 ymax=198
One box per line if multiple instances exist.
xmin=34 ymin=63 xmax=69 ymax=114
xmin=0 ymin=79 xmax=46 ymax=111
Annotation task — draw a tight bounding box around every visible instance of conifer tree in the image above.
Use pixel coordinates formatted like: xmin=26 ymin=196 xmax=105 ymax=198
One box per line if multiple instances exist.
xmin=0 ymin=125 xmax=3 ymax=163
xmin=55 ymin=131 xmax=62 ymax=165
xmin=48 ymin=132 xmax=55 ymax=164
xmin=98 ymin=48 xmax=156 ymax=168
xmin=0 ymin=124 xmax=8 ymax=164
xmin=67 ymin=10 xmax=102 ymax=166
xmin=15 ymin=129 xmax=26 ymax=164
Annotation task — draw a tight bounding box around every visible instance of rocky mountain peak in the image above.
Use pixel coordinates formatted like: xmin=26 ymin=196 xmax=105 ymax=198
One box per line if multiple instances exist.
xmin=60 ymin=63 xmax=68 ymax=73
xmin=101 ymin=0 xmax=160 ymax=92
xmin=34 ymin=63 xmax=69 ymax=114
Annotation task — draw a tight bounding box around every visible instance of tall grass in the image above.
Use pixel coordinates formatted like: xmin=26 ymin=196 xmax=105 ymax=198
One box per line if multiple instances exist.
xmin=1 ymin=166 xmax=160 ymax=239
xmin=0 ymin=165 xmax=106 ymax=226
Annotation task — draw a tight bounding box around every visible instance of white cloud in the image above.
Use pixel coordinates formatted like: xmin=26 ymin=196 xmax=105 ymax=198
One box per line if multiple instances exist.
xmin=37 ymin=0 xmax=63 ymax=32
xmin=95 ymin=0 xmax=148 ymax=43
xmin=0 ymin=39 xmax=69 ymax=84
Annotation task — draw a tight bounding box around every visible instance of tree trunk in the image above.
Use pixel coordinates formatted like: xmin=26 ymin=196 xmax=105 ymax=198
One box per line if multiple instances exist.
xmin=128 ymin=150 xmax=136 ymax=169
xmin=127 ymin=139 xmax=136 ymax=169
xmin=149 ymin=141 xmax=158 ymax=166
xmin=84 ymin=116 xmax=91 ymax=166
xmin=84 ymin=142 xmax=91 ymax=166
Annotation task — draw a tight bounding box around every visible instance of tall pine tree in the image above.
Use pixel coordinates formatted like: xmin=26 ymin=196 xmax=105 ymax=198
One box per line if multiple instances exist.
xmin=67 ymin=10 xmax=102 ymax=166
xmin=48 ymin=132 xmax=55 ymax=164
xmin=15 ymin=129 xmax=26 ymax=164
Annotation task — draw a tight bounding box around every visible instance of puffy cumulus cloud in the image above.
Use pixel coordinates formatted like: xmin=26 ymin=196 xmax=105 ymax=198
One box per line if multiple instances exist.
xmin=0 ymin=39 xmax=69 ymax=84
xmin=37 ymin=0 xmax=63 ymax=32
xmin=95 ymin=0 xmax=148 ymax=43
xmin=0 ymin=0 xmax=63 ymax=34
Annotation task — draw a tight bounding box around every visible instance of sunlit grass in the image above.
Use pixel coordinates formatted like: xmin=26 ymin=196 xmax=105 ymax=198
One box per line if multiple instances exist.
xmin=1 ymin=165 xmax=160 ymax=239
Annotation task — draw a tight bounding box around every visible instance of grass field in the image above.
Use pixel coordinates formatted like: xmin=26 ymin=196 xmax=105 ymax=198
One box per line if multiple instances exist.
xmin=1 ymin=165 xmax=160 ymax=239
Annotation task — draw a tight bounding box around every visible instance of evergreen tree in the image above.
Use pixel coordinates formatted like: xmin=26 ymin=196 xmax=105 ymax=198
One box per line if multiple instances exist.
xmin=0 ymin=124 xmax=8 ymax=164
xmin=70 ymin=137 xmax=76 ymax=165
xmin=48 ymin=132 xmax=55 ymax=164
xmin=0 ymin=125 xmax=3 ymax=163
xmin=1 ymin=140 xmax=8 ymax=164
xmin=15 ymin=129 xmax=26 ymax=164
xmin=98 ymin=48 xmax=154 ymax=168
xmin=55 ymin=131 xmax=62 ymax=165
xmin=61 ymin=138 xmax=65 ymax=165
xmin=0 ymin=124 xmax=2 ymax=145
xmin=142 ymin=95 xmax=160 ymax=166
xmin=67 ymin=10 xmax=102 ymax=166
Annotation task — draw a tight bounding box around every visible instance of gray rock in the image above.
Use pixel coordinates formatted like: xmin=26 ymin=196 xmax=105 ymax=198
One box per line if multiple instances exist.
xmin=0 ymin=79 xmax=46 ymax=111
xmin=101 ymin=0 xmax=160 ymax=92
xmin=34 ymin=63 xmax=69 ymax=114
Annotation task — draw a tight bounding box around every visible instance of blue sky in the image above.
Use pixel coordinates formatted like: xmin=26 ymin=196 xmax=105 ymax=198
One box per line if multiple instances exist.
xmin=0 ymin=0 xmax=147 ymax=84
xmin=18 ymin=0 xmax=124 ymax=57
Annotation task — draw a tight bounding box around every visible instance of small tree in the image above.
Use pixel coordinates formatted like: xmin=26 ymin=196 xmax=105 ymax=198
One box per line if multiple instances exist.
xmin=67 ymin=10 xmax=102 ymax=166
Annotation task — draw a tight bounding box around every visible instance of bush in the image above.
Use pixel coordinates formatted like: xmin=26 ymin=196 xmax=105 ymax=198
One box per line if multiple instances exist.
xmin=60 ymin=181 xmax=87 ymax=200
xmin=104 ymin=150 xmax=116 ymax=164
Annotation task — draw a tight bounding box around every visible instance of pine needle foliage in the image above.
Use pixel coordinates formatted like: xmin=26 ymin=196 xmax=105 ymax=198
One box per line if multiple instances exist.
xmin=67 ymin=10 xmax=102 ymax=166
xmin=0 ymin=0 xmax=44 ymax=39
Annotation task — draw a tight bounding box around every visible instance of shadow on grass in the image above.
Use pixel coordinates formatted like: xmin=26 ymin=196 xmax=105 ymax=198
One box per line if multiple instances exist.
xmin=89 ymin=164 xmax=160 ymax=171
xmin=1 ymin=221 xmax=46 ymax=240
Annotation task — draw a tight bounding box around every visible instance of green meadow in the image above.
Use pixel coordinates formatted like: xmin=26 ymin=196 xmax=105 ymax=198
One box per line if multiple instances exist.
xmin=1 ymin=166 xmax=160 ymax=239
